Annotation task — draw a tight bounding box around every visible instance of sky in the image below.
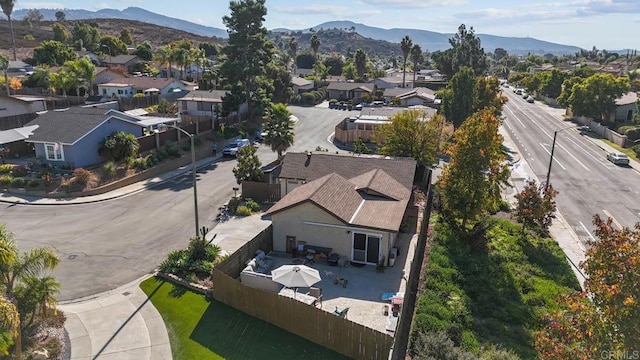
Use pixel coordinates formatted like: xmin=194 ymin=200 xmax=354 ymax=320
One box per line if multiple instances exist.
xmin=13 ymin=0 xmax=640 ymax=50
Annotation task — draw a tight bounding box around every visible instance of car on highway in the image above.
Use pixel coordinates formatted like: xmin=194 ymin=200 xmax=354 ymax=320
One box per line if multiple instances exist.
xmin=526 ymin=95 xmax=534 ymax=103
xmin=515 ymin=88 xmax=523 ymax=95
xmin=607 ymin=152 xmax=630 ymax=166
xmin=222 ymin=138 xmax=251 ymax=157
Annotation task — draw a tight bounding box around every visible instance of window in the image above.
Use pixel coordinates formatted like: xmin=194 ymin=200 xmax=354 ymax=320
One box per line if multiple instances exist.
xmin=352 ymin=232 xmax=381 ymax=264
xmin=181 ymin=101 xmax=187 ymax=111
xmin=197 ymin=101 xmax=213 ymax=112
xmin=117 ymin=89 xmax=123 ymax=95
xmin=102 ymin=89 xmax=107 ymax=95
xmin=45 ymin=143 xmax=63 ymax=161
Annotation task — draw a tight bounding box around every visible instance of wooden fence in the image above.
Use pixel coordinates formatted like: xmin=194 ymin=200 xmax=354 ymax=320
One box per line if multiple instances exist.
xmin=212 ymin=270 xmax=393 ymax=360
xmin=214 ymin=225 xmax=273 ymax=278
xmin=241 ymin=181 xmax=281 ymax=203
xmin=0 ymin=113 xmax=37 ymax=131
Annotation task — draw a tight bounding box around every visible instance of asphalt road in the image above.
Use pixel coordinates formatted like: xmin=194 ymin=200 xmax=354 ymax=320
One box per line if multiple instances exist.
xmin=502 ymin=89 xmax=640 ymax=246
xmin=1 ymin=103 xmax=356 ymax=301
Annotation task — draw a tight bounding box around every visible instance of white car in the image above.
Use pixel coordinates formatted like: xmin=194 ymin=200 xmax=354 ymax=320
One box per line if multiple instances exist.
xmin=222 ymin=139 xmax=251 ymax=157
xmin=526 ymin=95 xmax=534 ymax=103
xmin=607 ymin=152 xmax=630 ymax=166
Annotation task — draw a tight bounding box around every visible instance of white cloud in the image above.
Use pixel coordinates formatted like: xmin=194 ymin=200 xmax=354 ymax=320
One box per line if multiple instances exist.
xmin=15 ymin=2 xmax=65 ymax=9
xmin=273 ymin=5 xmax=349 ymax=16
xmin=358 ymin=0 xmax=466 ymax=8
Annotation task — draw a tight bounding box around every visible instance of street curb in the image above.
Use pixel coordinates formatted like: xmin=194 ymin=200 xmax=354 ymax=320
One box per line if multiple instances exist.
xmin=0 ymin=156 xmax=222 ymax=206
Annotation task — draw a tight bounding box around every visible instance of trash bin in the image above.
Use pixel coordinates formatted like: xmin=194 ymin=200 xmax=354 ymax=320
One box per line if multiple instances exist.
xmin=388 ymin=252 xmax=396 ymax=267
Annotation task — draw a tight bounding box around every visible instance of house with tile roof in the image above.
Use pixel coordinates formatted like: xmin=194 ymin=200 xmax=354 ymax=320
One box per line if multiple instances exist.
xmin=263 ymin=163 xmax=414 ymax=266
xmin=23 ymin=107 xmax=179 ymax=168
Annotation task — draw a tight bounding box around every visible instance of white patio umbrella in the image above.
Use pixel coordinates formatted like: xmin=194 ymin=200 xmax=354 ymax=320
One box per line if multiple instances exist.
xmin=271 ymin=265 xmax=321 ymax=289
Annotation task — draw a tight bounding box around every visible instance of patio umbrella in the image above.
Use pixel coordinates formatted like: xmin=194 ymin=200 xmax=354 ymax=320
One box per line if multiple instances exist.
xmin=271 ymin=265 xmax=321 ymax=289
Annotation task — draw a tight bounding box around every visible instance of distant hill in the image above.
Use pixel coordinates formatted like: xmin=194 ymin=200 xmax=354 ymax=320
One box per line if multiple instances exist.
xmin=307 ymin=21 xmax=582 ymax=56
xmin=269 ymin=28 xmax=402 ymax=56
xmin=12 ymin=7 xmax=228 ymax=39
xmin=11 ymin=8 xmax=582 ymax=56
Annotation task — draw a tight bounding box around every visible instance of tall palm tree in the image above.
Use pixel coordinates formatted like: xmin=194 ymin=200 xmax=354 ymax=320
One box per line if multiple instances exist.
xmin=310 ymin=34 xmax=320 ymax=58
xmin=0 ymin=0 xmax=17 ymax=61
xmin=64 ymin=58 xmax=95 ymax=97
xmin=410 ymin=44 xmax=422 ymax=88
xmin=289 ymin=37 xmax=297 ymax=74
xmin=400 ymin=35 xmax=413 ymax=88
xmin=21 ymin=275 xmax=59 ymax=323
xmin=173 ymin=47 xmax=188 ymax=80
xmin=154 ymin=46 xmax=174 ymax=78
xmin=264 ymin=103 xmax=295 ymax=159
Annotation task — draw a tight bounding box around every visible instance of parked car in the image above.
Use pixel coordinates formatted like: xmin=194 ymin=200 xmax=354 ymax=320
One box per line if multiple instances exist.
xmin=526 ymin=95 xmax=534 ymax=103
xmin=223 ymin=139 xmax=251 ymax=157
xmin=354 ymin=103 xmax=363 ymax=111
xmin=607 ymin=152 xmax=630 ymax=166
xmin=515 ymin=89 xmax=523 ymax=95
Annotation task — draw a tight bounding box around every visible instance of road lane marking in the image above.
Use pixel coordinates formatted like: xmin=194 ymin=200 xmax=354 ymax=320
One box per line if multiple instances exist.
xmin=564 ymin=137 xmax=611 ymax=168
xmin=539 ymin=143 xmax=566 ymax=170
xmin=579 ymin=221 xmax=595 ymax=247
xmin=555 ymin=141 xmax=590 ymax=172
xmin=504 ymin=106 xmax=527 ymax=128
xmin=602 ymin=209 xmax=623 ymax=229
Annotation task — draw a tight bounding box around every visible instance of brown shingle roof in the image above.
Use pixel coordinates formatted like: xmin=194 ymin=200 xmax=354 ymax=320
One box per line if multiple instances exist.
xmin=327 ymin=82 xmax=374 ymax=92
xmin=265 ymin=170 xmax=411 ymax=232
xmin=104 ymin=77 xmax=180 ymax=91
xmin=278 ymin=152 xmax=416 ymax=191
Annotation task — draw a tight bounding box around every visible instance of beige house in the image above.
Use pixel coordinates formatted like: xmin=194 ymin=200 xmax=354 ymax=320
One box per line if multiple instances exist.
xmin=0 ymin=95 xmax=48 ymax=130
xmin=326 ymin=82 xmax=374 ymax=102
xmin=292 ymin=76 xmax=314 ymax=94
xmin=177 ymin=90 xmax=227 ymax=117
xmin=613 ymin=92 xmax=638 ymax=122
xmin=263 ymin=169 xmax=412 ymax=266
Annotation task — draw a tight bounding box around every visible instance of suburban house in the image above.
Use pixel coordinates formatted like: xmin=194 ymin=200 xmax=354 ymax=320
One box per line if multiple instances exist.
xmin=326 ymin=82 xmax=374 ymax=102
xmin=613 ymin=92 xmax=639 ymax=122
xmin=75 ymin=50 xmax=101 ymax=65
xmin=177 ymin=90 xmax=227 ymax=117
xmin=292 ymin=77 xmax=314 ymax=94
xmin=103 ymin=55 xmax=140 ymax=72
xmin=0 ymin=95 xmax=48 ymax=130
xmin=263 ymin=152 xmax=416 ymax=266
xmin=23 ymin=107 xmax=178 ymax=168
xmin=98 ymin=77 xmax=196 ymax=99
xmin=6 ymin=61 xmax=33 ymax=78
xmin=94 ymin=67 xmax=126 ymax=86
xmin=374 ymin=75 xmax=412 ymax=90
xmin=383 ymin=87 xmax=437 ymax=107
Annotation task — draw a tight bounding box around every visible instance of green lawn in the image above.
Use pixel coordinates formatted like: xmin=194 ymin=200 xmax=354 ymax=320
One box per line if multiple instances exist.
xmin=140 ymin=277 xmax=348 ymax=360
xmin=411 ymin=218 xmax=581 ymax=359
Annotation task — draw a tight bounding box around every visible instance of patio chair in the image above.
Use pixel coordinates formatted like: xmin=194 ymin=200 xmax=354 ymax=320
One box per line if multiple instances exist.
xmin=332 ymin=306 xmax=349 ymax=319
xmin=307 ymin=287 xmax=322 ymax=308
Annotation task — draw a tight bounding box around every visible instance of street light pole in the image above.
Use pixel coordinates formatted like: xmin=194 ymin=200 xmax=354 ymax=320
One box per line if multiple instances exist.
xmin=545 ymin=125 xmax=579 ymax=190
xmin=161 ymin=125 xmax=200 ymax=238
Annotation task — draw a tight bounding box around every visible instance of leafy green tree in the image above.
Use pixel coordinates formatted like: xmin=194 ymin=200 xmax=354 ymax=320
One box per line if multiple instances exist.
xmin=22 ymin=9 xmax=43 ymax=27
xmin=135 ymin=42 xmax=153 ymax=61
xmin=199 ymin=42 xmax=218 ymax=57
xmin=410 ymin=44 xmax=423 ymax=86
xmin=263 ymin=103 xmax=295 ymax=159
xmin=232 ymin=145 xmax=263 ymax=184
xmin=439 ymin=67 xmax=476 ymax=128
xmin=52 ymin=23 xmax=69 ymax=43
xmin=540 ymin=69 xmax=567 ymax=98
xmin=0 ymin=298 xmax=19 ymax=356
xmin=310 ymin=34 xmax=320 ymax=58
xmin=342 ymin=62 xmax=356 ymax=80
xmin=437 ymin=110 xmax=510 ymax=232
xmin=0 ymin=55 xmax=8 ymax=96
xmin=536 ymin=215 xmax=640 ymax=357
xmin=266 ymin=61 xmax=293 ymax=104
xmin=72 ymin=22 xmax=100 ymax=51
xmin=432 ymin=49 xmax=454 ymax=77
xmin=220 ymin=0 xmax=275 ymax=122
xmin=400 ymin=35 xmax=412 ymax=88
xmin=33 ymin=40 xmax=77 ymax=66
xmin=493 ymin=47 xmax=507 ymax=61
xmin=514 ymin=179 xmax=558 ymax=236
xmin=374 ymin=110 xmax=450 ymax=165
xmin=323 ymin=55 xmax=343 ymax=76
xmin=288 ymin=37 xmax=297 ymax=73
xmin=572 ymin=66 xmax=595 ymax=79
xmin=100 ymin=35 xmax=128 ymax=56
xmin=0 ymin=0 xmax=17 ymax=60
xmin=102 ymin=131 xmax=139 ymax=161
xmin=119 ymin=28 xmax=134 ymax=45
xmin=354 ymin=49 xmax=367 ymax=81
xmin=0 ymin=223 xmax=60 ymax=359
xmin=352 ymin=138 xmax=370 ymax=155
xmin=449 ymin=24 xmax=487 ymax=76
xmin=48 ymin=68 xmax=76 ymax=96
xmin=295 ymin=53 xmax=315 ymax=69
xmin=55 ymin=10 xmax=65 ymax=22
xmin=568 ymin=73 xmax=630 ymax=120
xmin=154 ymin=45 xmax=175 ymax=77
xmin=64 ymin=57 xmax=95 ymax=96
xmin=475 ymin=75 xmax=506 ymax=117
xmin=312 ymin=60 xmax=329 ymax=81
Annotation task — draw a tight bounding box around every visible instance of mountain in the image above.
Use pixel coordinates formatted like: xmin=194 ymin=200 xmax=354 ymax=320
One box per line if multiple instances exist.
xmin=12 ymin=7 xmax=228 ymax=39
xmin=308 ymin=21 xmax=582 ymax=56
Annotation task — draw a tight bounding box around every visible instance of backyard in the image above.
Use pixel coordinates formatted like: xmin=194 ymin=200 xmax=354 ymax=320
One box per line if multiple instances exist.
xmin=410 ymin=217 xmax=581 ymax=358
xmin=139 ymin=277 xmax=349 ymax=360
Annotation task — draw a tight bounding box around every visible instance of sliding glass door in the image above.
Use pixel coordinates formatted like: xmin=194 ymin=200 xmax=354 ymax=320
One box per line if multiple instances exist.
xmin=352 ymin=232 xmax=381 ymax=264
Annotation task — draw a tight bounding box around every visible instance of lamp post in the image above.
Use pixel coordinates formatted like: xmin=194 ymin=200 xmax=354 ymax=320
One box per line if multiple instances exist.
xmin=159 ymin=125 xmax=200 ymax=238
xmin=545 ymin=124 xmax=579 ymax=190
xmin=101 ymin=45 xmax=112 ymax=68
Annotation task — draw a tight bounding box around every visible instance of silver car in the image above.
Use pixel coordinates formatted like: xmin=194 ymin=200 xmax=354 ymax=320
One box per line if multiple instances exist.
xmin=607 ymin=152 xmax=630 ymax=165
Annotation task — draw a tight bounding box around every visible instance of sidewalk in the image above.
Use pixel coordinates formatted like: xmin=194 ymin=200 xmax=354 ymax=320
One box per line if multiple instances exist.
xmin=0 ymin=154 xmax=223 ymax=205
xmin=59 ymin=274 xmax=171 ymax=360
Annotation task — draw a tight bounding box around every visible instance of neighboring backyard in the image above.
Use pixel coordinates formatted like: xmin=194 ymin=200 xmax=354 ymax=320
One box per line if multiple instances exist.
xmin=410 ymin=217 xmax=581 ymax=359
xmin=139 ymin=278 xmax=349 ymax=360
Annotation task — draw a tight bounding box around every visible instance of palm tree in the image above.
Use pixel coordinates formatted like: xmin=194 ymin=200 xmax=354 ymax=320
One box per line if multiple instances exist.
xmin=310 ymin=34 xmax=320 ymax=58
xmin=0 ymin=298 xmax=19 ymax=356
xmin=173 ymin=47 xmax=189 ymax=80
xmin=64 ymin=58 xmax=95 ymax=97
xmin=264 ymin=103 xmax=295 ymax=159
xmin=22 ymin=276 xmax=59 ymax=321
xmin=400 ymin=35 xmax=413 ymax=88
xmin=154 ymin=46 xmax=174 ymax=78
xmin=288 ymin=37 xmax=297 ymax=74
xmin=410 ymin=44 xmax=422 ymax=88
xmin=0 ymin=0 xmax=17 ymax=61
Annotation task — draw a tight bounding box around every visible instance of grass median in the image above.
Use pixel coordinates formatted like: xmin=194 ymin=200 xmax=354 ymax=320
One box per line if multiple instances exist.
xmin=140 ymin=277 xmax=348 ymax=360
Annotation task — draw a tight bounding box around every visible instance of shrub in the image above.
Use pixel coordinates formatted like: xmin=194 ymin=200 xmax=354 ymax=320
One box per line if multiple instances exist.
xmin=193 ymin=135 xmax=203 ymax=146
xmin=0 ymin=164 xmax=12 ymax=173
xmin=235 ymin=205 xmax=252 ymax=216
xmin=39 ymin=169 xmax=52 ymax=186
xmin=11 ymin=177 xmax=26 ymax=188
xmin=11 ymin=165 xmax=28 ymax=177
xmin=244 ymin=199 xmax=260 ymax=212
xmin=0 ymin=176 xmax=11 ymax=185
xmin=73 ymin=168 xmax=92 ymax=185
xmin=632 ymin=144 xmax=640 ymax=158
xmin=146 ymin=153 xmax=159 ymax=167
xmin=624 ymin=127 xmax=640 ymax=141
xmin=159 ymin=250 xmax=188 ymax=275
xmin=300 ymin=92 xmax=315 ymax=105
xmin=409 ymin=331 xmax=476 ymax=360
xmin=133 ymin=93 xmax=146 ymax=98
xmin=157 ymin=148 xmax=169 ymax=160
xmin=103 ymin=161 xmax=116 ymax=178
xmin=28 ymin=180 xmax=40 ymax=188
xmin=125 ymin=156 xmax=136 ymax=169
xmin=134 ymin=157 xmax=148 ymax=170
xmin=24 ymin=34 xmax=35 ymax=41
xmin=164 ymin=141 xmax=181 ymax=158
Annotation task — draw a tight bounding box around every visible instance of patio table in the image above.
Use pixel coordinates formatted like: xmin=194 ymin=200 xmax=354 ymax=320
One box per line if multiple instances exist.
xmin=278 ymin=288 xmax=317 ymax=306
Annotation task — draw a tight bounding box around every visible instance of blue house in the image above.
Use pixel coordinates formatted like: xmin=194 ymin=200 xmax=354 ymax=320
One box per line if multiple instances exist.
xmin=24 ymin=107 xmax=148 ymax=168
